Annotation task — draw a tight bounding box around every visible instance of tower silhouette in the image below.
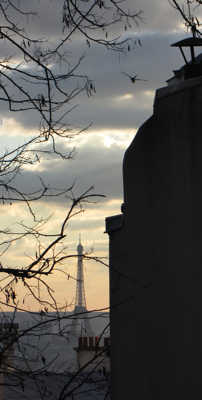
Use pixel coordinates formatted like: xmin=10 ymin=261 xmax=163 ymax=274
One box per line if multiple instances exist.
xmin=70 ymin=238 xmax=93 ymax=337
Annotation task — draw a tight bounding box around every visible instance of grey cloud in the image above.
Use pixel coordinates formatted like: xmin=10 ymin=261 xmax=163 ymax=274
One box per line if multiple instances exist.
xmin=69 ymin=217 xmax=105 ymax=232
xmin=0 ymin=31 xmax=187 ymax=134
xmin=1 ymin=0 xmax=201 ymax=215
xmin=12 ymin=0 xmax=190 ymax=38
xmin=13 ymin=135 xmax=127 ymax=205
xmin=126 ymin=0 xmax=202 ymax=33
xmin=69 ymin=97 xmax=153 ymax=131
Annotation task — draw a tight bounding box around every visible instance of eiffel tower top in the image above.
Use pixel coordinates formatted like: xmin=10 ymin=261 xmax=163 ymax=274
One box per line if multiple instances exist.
xmin=77 ymin=235 xmax=83 ymax=255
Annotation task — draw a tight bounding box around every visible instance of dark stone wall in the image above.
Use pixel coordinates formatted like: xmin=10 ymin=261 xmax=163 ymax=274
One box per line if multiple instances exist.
xmin=107 ymin=76 xmax=202 ymax=399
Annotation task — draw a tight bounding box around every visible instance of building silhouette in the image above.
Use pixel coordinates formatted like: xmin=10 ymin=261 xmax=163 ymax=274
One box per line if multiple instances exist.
xmin=106 ymin=38 xmax=202 ymax=399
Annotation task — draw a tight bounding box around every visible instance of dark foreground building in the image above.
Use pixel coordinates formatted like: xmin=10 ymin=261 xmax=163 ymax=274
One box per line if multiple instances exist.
xmin=106 ymin=41 xmax=202 ymax=399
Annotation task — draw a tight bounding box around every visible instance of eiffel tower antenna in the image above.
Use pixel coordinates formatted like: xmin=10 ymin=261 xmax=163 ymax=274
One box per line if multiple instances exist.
xmin=70 ymin=238 xmax=93 ymax=337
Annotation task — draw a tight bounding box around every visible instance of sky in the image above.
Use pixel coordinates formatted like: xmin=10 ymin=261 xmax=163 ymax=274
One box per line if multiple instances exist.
xmin=0 ymin=0 xmax=201 ymax=312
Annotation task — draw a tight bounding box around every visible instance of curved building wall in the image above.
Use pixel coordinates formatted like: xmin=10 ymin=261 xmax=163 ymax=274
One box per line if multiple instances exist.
xmin=106 ymin=75 xmax=202 ymax=399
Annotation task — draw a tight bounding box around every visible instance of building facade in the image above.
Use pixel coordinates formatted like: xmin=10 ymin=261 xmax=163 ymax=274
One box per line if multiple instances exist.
xmin=106 ymin=48 xmax=202 ymax=399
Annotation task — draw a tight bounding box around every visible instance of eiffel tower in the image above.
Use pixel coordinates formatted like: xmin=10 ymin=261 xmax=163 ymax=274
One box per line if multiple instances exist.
xmin=70 ymin=238 xmax=93 ymax=337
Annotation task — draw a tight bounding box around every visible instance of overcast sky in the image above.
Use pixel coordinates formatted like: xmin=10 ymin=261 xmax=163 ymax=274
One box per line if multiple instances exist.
xmin=0 ymin=0 xmax=201 ymax=311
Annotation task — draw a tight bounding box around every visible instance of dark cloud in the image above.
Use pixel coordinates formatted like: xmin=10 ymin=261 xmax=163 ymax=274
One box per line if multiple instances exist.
xmin=16 ymin=0 xmax=202 ymax=39
xmin=10 ymin=134 xmax=126 ymax=208
xmin=0 ymin=31 xmax=187 ymax=133
xmin=1 ymin=0 xmax=201 ymax=213
xmin=126 ymin=0 xmax=202 ymax=33
xmin=0 ymin=0 xmax=195 ymax=136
